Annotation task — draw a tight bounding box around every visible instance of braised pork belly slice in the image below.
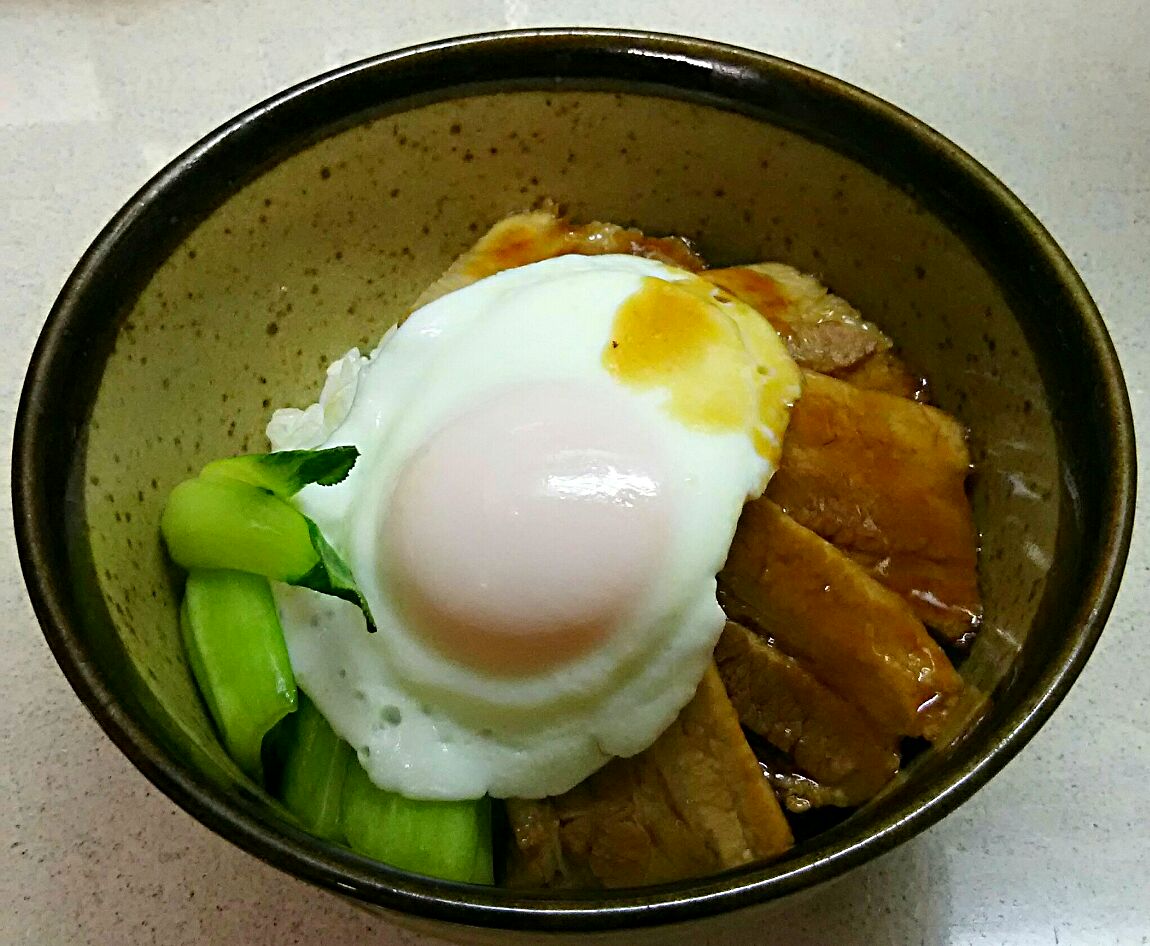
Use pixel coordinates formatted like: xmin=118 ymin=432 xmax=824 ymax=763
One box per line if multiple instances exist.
xmin=411 ymin=209 xmax=704 ymax=310
xmin=702 ymin=263 xmax=889 ymax=373
xmin=715 ymin=621 xmax=899 ymax=808
xmin=765 ymin=371 xmax=982 ymax=643
xmin=504 ymin=665 xmax=793 ymax=889
xmin=719 ymin=499 xmax=963 ymax=740
xmin=830 ymin=348 xmax=930 ymax=400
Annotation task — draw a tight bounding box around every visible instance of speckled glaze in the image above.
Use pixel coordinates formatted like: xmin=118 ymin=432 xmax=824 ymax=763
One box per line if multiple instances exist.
xmin=13 ymin=30 xmax=1134 ymax=936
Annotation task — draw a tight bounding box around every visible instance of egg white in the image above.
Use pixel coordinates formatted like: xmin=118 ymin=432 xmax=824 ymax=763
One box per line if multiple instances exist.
xmin=269 ymin=254 xmax=787 ymax=800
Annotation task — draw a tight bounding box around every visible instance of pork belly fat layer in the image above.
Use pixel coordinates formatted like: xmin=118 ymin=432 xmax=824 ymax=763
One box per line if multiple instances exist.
xmin=505 ymin=665 xmax=793 ymax=889
xmin=830 ymin=348 xmax=930 ymax=401
xmin=703 ymin=263 xmax=891 ymax=374
xmin=716 ymin=621 xmax=900 ymax=806
xmin=412 ymin=209 xmax=704 ymax=310
xmin=719 ymin=498 xmax=963 ymax=740
xmin=766 ymin=371 xmax=982 ymax=641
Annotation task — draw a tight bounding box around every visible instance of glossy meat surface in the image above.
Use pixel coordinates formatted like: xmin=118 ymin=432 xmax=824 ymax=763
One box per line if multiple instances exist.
xmin=719 ymin=498 xmax=964 ymax=739
xmin=505 ymin=665 xmax=793 ymax=889
xmin=766 ymin=371 xmax=982 ymax=642
xmin=704 ymin=263 xmax=889 ymax=373
xmin=412 ymin=209 xmax=704 ymax=310
xmin=715 ymin=621 xmax=900 ymax=807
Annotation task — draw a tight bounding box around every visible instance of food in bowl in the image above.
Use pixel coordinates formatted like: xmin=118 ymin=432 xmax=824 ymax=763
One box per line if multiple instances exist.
xmin=159 ymin=206 xmax=984 ymax=889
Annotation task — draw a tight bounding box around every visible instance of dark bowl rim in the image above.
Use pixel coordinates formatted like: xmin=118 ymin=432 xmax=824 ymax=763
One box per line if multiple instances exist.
xmin=12 ymin=27 xmax=1136 ymax=932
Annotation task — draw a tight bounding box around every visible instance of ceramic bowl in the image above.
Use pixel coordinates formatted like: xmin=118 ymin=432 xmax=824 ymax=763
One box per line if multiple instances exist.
xmin=13 ymin=29 xmax=1135 ymax=936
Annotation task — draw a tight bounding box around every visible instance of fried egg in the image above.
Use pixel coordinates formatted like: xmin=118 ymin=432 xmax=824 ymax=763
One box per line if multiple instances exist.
xmin=268 ymin=253 xmax=801 ymax=800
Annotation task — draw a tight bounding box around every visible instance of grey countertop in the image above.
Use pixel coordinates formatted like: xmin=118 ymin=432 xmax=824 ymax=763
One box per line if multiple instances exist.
xmin=2 ymin=2 xmax=1147 ymax=943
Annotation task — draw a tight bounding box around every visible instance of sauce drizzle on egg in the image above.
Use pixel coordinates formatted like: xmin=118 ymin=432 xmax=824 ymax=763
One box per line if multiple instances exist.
xmin=603 ymin=275 xmax=803 ymax=467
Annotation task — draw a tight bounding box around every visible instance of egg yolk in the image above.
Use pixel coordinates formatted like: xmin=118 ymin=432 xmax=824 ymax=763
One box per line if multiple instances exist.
xmin=384 ymin=382 xmax=671 ymax=676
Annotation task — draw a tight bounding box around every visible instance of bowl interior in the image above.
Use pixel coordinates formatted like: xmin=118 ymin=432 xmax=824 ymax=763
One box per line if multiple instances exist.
xmin=23 ymin=37 xmax=1129 ymax=930
xmin=83 ymin=85 xmax=1057 ymax=868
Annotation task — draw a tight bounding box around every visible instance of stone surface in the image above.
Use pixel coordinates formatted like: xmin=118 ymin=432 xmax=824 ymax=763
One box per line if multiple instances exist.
xmin=2 ymin=1 xmax=1147 ymax=943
